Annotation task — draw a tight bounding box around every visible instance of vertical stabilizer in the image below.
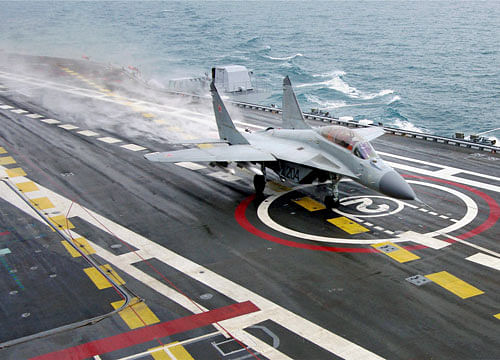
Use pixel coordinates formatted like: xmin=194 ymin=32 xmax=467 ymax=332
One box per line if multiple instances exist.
xmin=210 ymin=80 xmax=249 ymax=145
xmin=282 ymin=76 xmax=310 ymax=129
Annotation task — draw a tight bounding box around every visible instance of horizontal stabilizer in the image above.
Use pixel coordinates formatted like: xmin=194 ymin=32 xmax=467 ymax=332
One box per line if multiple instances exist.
xmin=171 ymin=138 xmax=229 ymax=145
xmin=145 ymin=145 xmax=276 ymax=163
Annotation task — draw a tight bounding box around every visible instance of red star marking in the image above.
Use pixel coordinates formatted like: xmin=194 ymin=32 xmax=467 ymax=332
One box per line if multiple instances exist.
xmin=218 ymin=105 xmax=222 ymax=113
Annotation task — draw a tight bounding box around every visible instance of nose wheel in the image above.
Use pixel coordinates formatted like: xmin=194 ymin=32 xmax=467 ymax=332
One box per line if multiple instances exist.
xmin=325 ymin=173 xmax=342 ymax=208
xmin=324 ymin=195 xmax=340 ymax=209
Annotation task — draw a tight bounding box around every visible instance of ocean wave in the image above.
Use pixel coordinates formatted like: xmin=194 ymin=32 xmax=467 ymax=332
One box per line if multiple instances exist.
xmin=361 ymin=89 xmax=394 ymax=100
xmin=305 ymin=94 xmax=346 ymax=109
xmin=264 ymin=53 xmax=303 ymax=61
xmin=390 ymin=119 xmax=428 ymax=133
xmin=387 ymin=95 xmax=401 ymax=104
xmin=312 ymin=70 xmax=345 ymax=78
xmin=298 ymin=71 xmax=394 ymax=100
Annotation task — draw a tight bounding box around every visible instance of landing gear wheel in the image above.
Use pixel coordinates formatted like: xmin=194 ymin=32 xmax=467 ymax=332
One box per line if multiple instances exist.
xmin=254 ymin=174 xmax=266 ymax=196
xmin=324 ymin=195 xmax=340 ymax=209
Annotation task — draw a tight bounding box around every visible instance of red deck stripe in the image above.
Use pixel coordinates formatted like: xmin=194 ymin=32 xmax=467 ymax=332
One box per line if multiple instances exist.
xmin=31 ymin=301 xmax=259 ymax=360
xmin=0 ymin=231 xmax=10 ymax=236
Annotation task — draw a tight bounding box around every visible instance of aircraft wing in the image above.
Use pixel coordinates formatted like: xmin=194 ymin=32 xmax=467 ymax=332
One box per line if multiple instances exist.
xmin=353 ymin=127 xmax=385 ymax=141
xmin=145 ymin=145 xmax=276 ymax=163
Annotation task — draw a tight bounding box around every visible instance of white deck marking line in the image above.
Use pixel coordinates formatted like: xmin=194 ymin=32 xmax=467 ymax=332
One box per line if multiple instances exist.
xmin=120 ymin=144 xmax=147 ymax=152
xmin=432 ymin=168 xmax=461 ymax=177
xmin=398 ymin=231 xmax=451 ymax=250
xmin=374 ymin=226 xmax=384 ymax=231
xmin=10 ymin=109 xmax=28 ymax=114
xmin=384 ymin=230 xmax=395 ymax=235
xmin=25 ymin=113 xmax=44 ymax=119
xmin=0 ymin=169 xmax=384 ymax=360
xmin=77 ymin=130 xmax=99 ymax=137
xmin=58 ymin=124 xmax=79 ymax=130
xmin=0 ymin=104 xmax=14 ymax=109
xmin=466 ymin=253 xmax=500 ymax=271
xmin=40 ymin=119 xmax=60 ymax=124
xmin=418 ymin=208 xmax=429 ymax=212
xmin=439 ymin=215 xmax=449 ymax=219
xmin=98 ymin=137 xmax=122 ymax=144
xmin=208 ymin=171 xmax=242 ymax=182
xmin=364 ymin=222 xmax=373 ymax=226
xmin=429 ymin=211 xmax=438 ymax=216
xmin=442 ymin=233 xmax=500 ymax=258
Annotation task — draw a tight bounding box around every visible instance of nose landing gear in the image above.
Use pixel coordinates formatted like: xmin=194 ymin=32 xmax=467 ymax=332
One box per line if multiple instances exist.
xmin=324 ymin=174 xmax=341 ymax=208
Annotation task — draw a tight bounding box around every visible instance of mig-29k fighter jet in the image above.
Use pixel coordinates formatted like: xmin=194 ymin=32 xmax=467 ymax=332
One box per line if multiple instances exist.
xmin=145 ymin=71 xmax=416 ymax=208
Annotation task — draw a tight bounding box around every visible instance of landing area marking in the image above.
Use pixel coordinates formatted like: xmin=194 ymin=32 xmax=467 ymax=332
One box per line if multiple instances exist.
xmin=235 ymin=176 xmax=499 ymax=252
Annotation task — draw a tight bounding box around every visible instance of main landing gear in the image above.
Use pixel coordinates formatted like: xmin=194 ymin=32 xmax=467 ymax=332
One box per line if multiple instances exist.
xmin=254 ymin=164 xmax=267 ymax=197
xmin=254 ymin=174 xmax=266 ymax=195
xmin=324 ymin=174 xmax=341 ymax=208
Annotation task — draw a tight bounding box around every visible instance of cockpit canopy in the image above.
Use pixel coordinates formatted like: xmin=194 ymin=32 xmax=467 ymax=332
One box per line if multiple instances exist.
xmin=319 ymin=125 xmax=377 ymax=160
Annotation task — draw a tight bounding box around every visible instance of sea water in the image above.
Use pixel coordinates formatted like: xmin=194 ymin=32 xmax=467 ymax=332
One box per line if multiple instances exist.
xmin=1 ymin=1 xmax=499 ymax=139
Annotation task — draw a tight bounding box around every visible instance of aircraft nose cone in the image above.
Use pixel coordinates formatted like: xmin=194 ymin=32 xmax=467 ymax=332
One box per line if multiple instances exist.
xmin=379 ymin=171 xmax=416 ymax=200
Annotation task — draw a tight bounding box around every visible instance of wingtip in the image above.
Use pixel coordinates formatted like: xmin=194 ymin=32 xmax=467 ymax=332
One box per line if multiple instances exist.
xmin=283 ymin=75 xmax=291 ymax=86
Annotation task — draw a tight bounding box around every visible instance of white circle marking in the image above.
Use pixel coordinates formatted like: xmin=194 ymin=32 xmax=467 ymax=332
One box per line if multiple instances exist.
xmin=256 ymin=180 xmax=478 ymax=244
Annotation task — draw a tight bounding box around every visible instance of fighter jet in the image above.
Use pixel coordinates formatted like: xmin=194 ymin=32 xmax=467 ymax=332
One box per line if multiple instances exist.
xmin=145 ymin=72 xmax=416 ymax=207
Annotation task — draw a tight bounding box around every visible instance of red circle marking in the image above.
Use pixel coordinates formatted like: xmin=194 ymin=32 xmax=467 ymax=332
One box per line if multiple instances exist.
xmin=234 ymin=176 xmax=500 ymax=253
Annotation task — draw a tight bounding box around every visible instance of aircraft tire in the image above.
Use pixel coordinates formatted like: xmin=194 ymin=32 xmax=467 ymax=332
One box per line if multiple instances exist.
xmin=325 ymin=195 xmax=340 ymax=209
xmin=254 ymin=175 xmax=266 ymax=195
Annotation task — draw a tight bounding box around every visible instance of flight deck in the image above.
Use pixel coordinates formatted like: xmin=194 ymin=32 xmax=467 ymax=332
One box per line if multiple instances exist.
xmin=0 ymin=53 xmax=499 ymax=360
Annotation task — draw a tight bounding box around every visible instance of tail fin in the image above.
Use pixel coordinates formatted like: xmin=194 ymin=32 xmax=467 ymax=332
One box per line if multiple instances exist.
xmin=210 ymin=80 xmax=249 ymax=145
xmin=282 ymin=76 xmax=311 ymax=129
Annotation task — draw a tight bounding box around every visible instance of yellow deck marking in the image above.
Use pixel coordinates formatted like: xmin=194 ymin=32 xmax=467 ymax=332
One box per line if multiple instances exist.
xmin=167 ymin=126 xmax=182 ymax=132
xmin=169 ymin=342 xmax=195 ymax=360
xmin=268 ymin=181 xmax=292 ymax=192
xmin=84 ymin=264 xmax=125 ymax=290
xmin=154 ymin=119 xmax=167 ymax=124
xmin=111 ymin=298 xmax=160 ymax=329
xmin=197 ymin=143 xmax=213 ymax=149
xmin=0 ymin=147 xmax=7 ymax=154
xmin=0 ymin=156 xmax=16 ymax=165
xmin=61 ymin=240 xmax=82 ymax=257
xmin=150 ymin=346 xmax=170 ymax=360
xmin=16 ymin=181 xmax=39 ymax=192
xmin=293 ymin=197 xmax=326 ymax=212
xmin=47 ymin=215 xmax=74 ymax=230
xmin=150 ymin=343 xmax=195 ymax=360
xmin=372 ymin=241 xmax=420 ymax=263
xmin=6 ymin=167 xmax=27 ymax=177
xmin=73 ymin=237 xmax=96 ymax=255
xmin=61 ymin=238 xmax=95 ymax=257
xmin=142 ymin=113 xmax=155 ymax=118
xmin=329 ymin=216 xmax=369 ymax=234
xmin=425 ymin=271 xmax=484 ymax=299
xmin=29 ymin=196 xmax=54 ymax=210
xmin=494 ymin=313 xmax=500 ymax=320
